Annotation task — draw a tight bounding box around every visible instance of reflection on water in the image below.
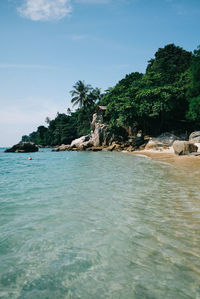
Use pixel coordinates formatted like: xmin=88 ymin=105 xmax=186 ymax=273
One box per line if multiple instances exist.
xmin=0 ymin=149 xmax=199 ymax=298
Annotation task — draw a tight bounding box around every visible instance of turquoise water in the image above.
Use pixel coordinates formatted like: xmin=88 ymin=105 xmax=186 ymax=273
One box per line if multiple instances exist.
xmin=0 ymin=148 xmax=200 ymax=299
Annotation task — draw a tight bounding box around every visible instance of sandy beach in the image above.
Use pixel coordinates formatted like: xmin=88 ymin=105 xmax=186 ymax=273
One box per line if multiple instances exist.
xmin=132 ymin=148 xmax=200 ymax=171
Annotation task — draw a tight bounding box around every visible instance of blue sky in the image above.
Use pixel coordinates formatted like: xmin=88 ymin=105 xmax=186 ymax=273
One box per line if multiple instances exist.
xmin=0 ymin=0 xmax=200 ymax=146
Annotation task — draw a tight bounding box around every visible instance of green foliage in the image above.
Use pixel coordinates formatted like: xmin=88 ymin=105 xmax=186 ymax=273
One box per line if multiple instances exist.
xmin=135 ymin=86 xmax=185 ymax=118
xmin=22 ymin=44 xmax=200 ymax=145
xmin=70 ymin=80 xmax=101 ymax=108
xmin=101 ymin=44 xmax=195 ymax=135
xmin=187 ymin=96 xmax=200 ymax=122
xmin=186 ymin=46 xmax=200 ymax=123
xmin=188 ymin=46 xmax=200 ymax=97
xmin=146 ymin=44 xmax=192 ymax=84
xmin=21 ymin=135 xmax=30 ymax=142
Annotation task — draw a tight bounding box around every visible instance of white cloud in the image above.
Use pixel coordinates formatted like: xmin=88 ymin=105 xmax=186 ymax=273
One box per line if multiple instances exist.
xmin=18 ymin=0 xmax=72 ymax=21
xmin=17 ymin=0 xmax=113 ymax=21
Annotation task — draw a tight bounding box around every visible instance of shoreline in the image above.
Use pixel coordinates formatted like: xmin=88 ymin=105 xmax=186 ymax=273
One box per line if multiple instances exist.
xmin=3 ymin=144 xmax=200 ymax=171
xmin=131 ymin=149 xmax=200 ymax=170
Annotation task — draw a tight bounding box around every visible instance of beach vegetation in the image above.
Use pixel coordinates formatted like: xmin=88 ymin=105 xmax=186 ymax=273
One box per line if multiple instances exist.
xmin=22 ymin=44 xmax=200 ymax=145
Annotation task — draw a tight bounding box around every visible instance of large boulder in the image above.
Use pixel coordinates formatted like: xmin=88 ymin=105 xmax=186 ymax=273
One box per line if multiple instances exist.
xmin=189 ymin=131 xmax=200 ymax=143
xmin=71 ymin=135 xmax=90 ymax=147
xmin=173 ymin=141 xmax=198 ymax=155
xmin=128 ymin=136 xmax=145 ymax=148
xmin=145 ymin=132 xmax=181 ymax=150
xmin=91 ymin=113 xmax=104 ymax=131
xmin=5 ymin=142 xmax=38 ymax=153
xmin=52 ymin=144 xmax=72 ymax=151
xmin=90 ymin=123 xmax=111 ymax=147
xmin=85 ymin=146 xmax=104 ymax=152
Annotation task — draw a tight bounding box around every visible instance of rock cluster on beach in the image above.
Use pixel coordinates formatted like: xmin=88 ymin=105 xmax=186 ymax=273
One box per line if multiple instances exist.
xmin=52 ymin=108 xmax=200 ymax=157
xmin=173 ymin=141 xmax=198 ymax=155
xmin=7 ymin=107 xmax=200 ymax=158
xmin=144 ymin=132 xmax=182 ymax=150
xmin=5 ymin=142 xmax=38 ymax=153
xmin=189 ymin=131 xmax=200 ymax=143
xmin=52 ymin=137 xmax=144 ymax=152
xmin=53 ymin=129 xmax=200 ymax=157
xmin=52 ymin=107 xmax=146 ymax=152
xmin=143 ymin=132 xmax=200 ymax=156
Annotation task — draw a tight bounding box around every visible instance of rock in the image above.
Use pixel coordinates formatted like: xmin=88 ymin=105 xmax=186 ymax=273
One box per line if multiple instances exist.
xmin=128 ymin=136 xmax=144 ymax=148
xmin=91 ymin=113 xmax=104 ymax=131
xmin=189 ymin=152 xmax=200 ymax=156
xmin=114 ymin=144 xmax=122 ymax=151
xmin=126 ymin=146 xmax=135 ymax=152
xmin=189 ymin=131 xmax=200 ymax=143
xmin=173 ymin=141 xmax=198 ymax=155
xmin=195 ymin=143 xmax=200 ymax=152
xmin=5 ymin=142 xmax=38 ymax=153
xmin=157 ymin=132 xmax=182 ymax=145
xmin=90 ymin=123 xmax=110 ymax=147
xmin=81 ymin=141 xmax=94 ymax=149
xmin=90 ymin=108 xmax=111 ymax=147
xmin=53 ymin=144 xmax=72 ymax=151
xmin=145 ymin=140 xmax=164 ymax=150
xmin=71 ymin=135 xmax=90 ymax=147
xmin=66 ymin=110 xmax=112 ymax=150
xmin=145 ymin=132 xmax=180 ymax=150
xmin=86 ymin=147 xmax=103 ymax=151
xmin=106 ymin=144 xmax=116 ymax=151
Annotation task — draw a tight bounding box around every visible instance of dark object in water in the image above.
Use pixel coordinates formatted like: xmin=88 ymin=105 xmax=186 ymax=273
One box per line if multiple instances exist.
xmin=5 ymin=142 xmax=38 ymax=153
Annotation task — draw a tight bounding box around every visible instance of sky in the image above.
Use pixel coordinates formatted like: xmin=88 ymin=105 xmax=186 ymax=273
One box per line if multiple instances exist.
xmin=0 ymin=0 xmax=200 ymax=146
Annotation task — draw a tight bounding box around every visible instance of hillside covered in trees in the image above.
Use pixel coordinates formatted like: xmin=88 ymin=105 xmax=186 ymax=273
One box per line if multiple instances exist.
xmin=22 ymin=44 xmax=200 ymax=146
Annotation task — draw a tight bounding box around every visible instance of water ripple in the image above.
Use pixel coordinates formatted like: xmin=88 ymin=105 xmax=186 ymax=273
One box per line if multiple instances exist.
xmin=0 ymin=149 xmax=200 ymax=298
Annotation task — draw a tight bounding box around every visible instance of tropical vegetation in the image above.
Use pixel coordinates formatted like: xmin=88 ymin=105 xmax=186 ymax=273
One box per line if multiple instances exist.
xmin=22 ymin=44 xmax=200 ymax=146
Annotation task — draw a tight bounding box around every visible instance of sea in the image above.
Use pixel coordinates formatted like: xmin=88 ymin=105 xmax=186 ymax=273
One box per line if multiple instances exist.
xmin=0 ymin=148 xmax=199 ymax=299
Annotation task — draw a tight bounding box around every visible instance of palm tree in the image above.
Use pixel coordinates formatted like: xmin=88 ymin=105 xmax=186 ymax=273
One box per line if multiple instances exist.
xmin=88 ymin=87 xmax=102 ymax=105
xmin=70 ymin=80 xmax=92 ymax=108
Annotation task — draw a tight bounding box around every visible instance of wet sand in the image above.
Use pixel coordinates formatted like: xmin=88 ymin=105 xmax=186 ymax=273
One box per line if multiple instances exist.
xmin=132 ymin=150 xmax=200 ymax=171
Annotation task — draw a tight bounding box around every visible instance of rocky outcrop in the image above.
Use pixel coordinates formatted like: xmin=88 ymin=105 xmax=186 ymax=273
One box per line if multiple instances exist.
xmin=173 ymin=141 xmax=198 ymax=155
xmin=91 ymin=113 xmax=104 ymax=132
xmin=145 ymin=132 xmax=181 ymax=150
xmin=52 ymin=131 xmax=145 ymax=152
xmin=90 ymin=123 xmax=111 ymax=147
xmin=52 ymin=144 xmax=72 ymax=151
xmin=55 ymin=110 xmax=197 ymax=154
xmin=71 ymin=135 xmax=91 ymax=147
xmin=86 ymin=146 xmax=104 ymax=151
xmin=5 ymin=142 xmax=38 ymax=153
xmin=189 ymin=131 xmax=200 ymax=143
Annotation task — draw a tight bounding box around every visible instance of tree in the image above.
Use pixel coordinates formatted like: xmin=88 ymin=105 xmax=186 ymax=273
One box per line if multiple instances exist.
xmin=188 ymin=45 xmax=200 ymax=97
xmin=70 ymin=80 xmax=92 ymax=108
xmin=36 ymin=126 xmax=48 ymax=145
xmin=146 ymin=44 xmax=192 ymax=84
xmin=133 ymin=86 xmax=186 ymax=133
xmin=67 ymin=108 xmax=72 ymax=115
xmin=21 ymin=135 xmax=30 ymax=142
xmin=87 ymin=87 xmax=102 ymax=105
xmin=45 ymin=117 xmax=51 ymax=125
xmin=22 ymin=44 xmax=199 ymax=145
xmin=187 ymin=96 xmax=200 ymax=122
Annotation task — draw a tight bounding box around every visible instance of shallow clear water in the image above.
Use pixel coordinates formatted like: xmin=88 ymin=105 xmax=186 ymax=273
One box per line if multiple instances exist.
xmin=0 ymin=148 xmax=200 ymax=298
